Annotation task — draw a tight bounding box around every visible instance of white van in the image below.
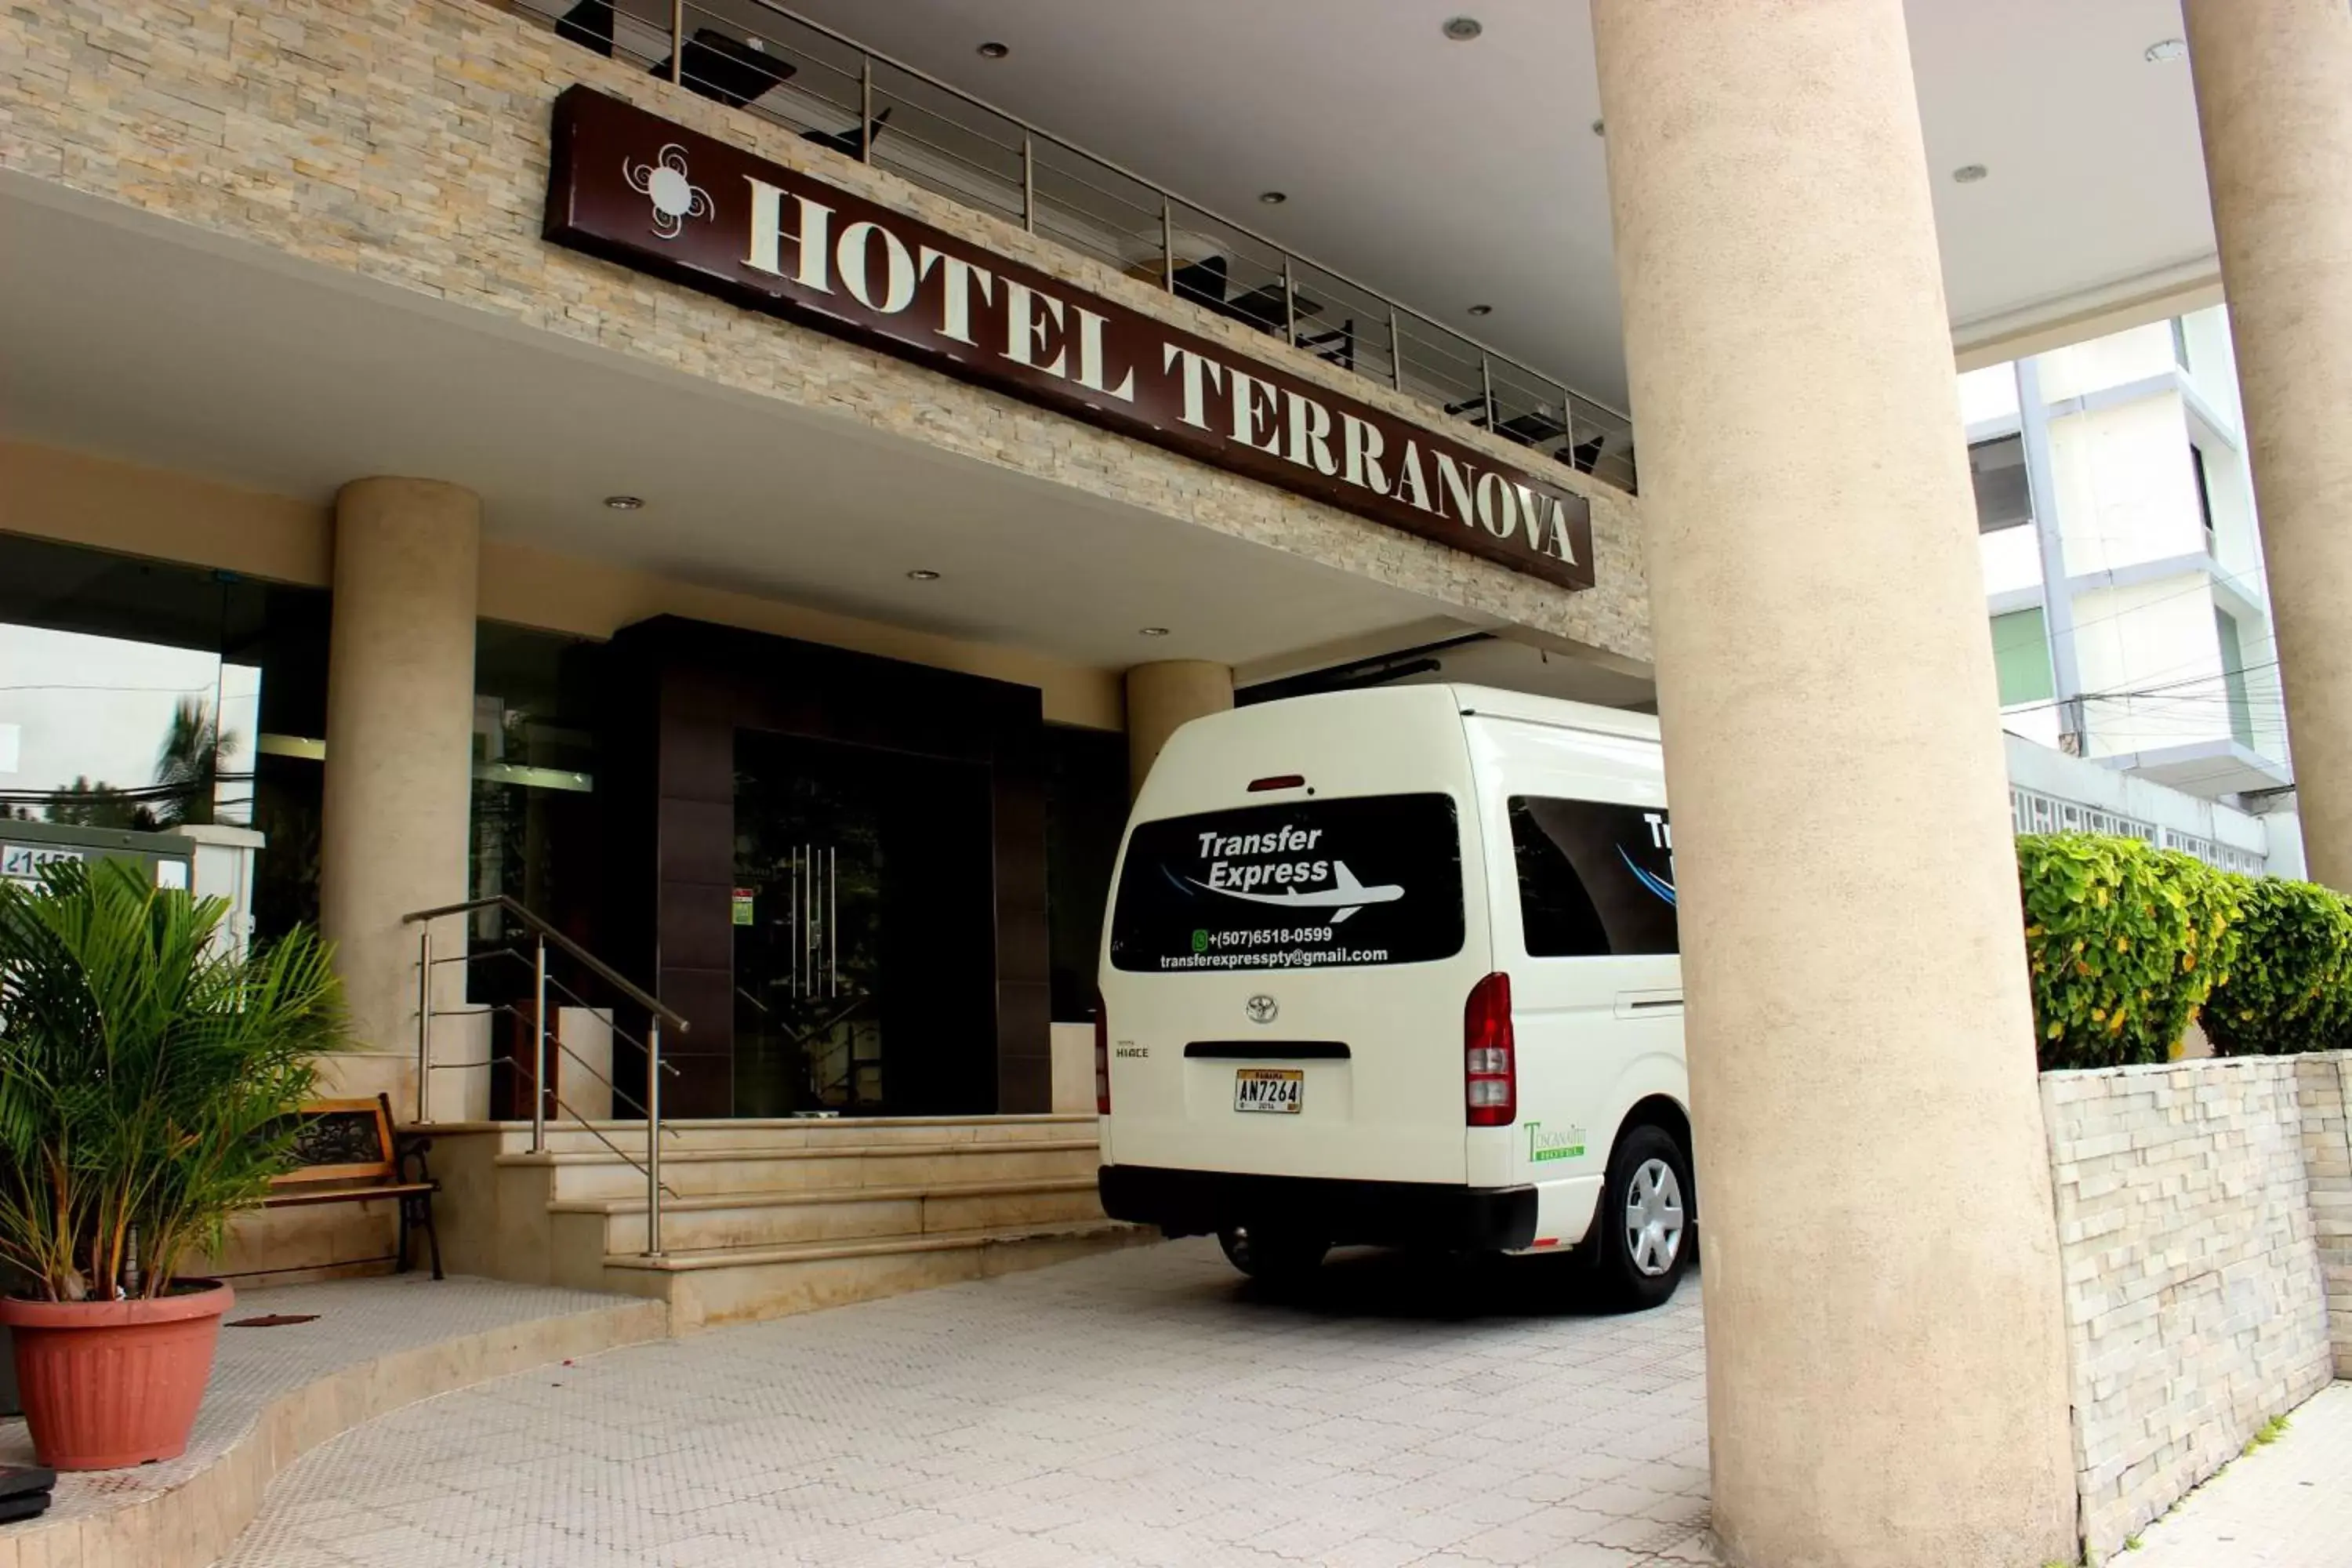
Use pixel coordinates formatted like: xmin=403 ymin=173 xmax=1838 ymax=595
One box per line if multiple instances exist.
xmin=1094 ymin=683 xmax=1692 ymax=1307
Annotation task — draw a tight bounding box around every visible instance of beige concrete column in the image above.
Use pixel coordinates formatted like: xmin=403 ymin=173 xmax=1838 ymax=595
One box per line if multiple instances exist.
xmin=1591 ymin=4 xmax=2074 ymax=1565
xmin=1124 ymin=660 xmax=1232 ymax=797
xmin=2184 ymin=0 xmax=2352 ymax=890
xmin=318 ymin=479 xmax=481 ymax=1111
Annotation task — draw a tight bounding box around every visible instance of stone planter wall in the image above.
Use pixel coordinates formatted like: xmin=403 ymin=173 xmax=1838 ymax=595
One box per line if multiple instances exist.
xmin=2042 ymin=1052 xmax=2350 ymax=1558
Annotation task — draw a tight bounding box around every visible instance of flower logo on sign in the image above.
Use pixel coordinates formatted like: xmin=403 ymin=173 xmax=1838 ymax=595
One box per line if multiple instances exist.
xmin=622 ymin=144 xmax=712 ymax=241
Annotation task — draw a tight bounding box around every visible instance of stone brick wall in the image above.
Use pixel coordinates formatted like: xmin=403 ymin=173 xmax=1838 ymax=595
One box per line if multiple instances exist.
xmin=2296 ymin=1052 xmax=2352 ymax=1374
xmin=0 ymin=0 xmax=1648 ymax=663
xmin=2043 ymin=1054 xmax=2348 ymax=1557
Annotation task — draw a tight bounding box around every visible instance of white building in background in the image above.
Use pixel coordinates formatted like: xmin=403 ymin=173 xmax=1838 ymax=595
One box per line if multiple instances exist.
xmin=1963 ymin=307 xmax=2303 ymax=876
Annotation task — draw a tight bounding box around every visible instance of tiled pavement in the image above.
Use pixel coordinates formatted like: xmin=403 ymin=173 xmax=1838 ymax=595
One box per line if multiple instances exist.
xmin=2129 ymin=1380 xmax=2352 ymax=1567
xmin=217 ymin=1239 xmax=1715 ymax=1567
xmin=0 ymin=1272 xmax=648 ymax=1534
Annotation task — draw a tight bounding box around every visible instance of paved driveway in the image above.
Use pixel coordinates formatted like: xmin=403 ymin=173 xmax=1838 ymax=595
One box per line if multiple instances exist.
xmin=220 ymin=1240 xmax=1715 ymax=1568
xmin=2129 ymin=1381 xmax=2352 ymax=1567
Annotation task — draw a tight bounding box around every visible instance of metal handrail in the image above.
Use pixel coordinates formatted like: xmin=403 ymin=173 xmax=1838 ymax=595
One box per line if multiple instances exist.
xmin=430 ymin=990 xmax=674 ymax=1125
xmin=404 ymin=895 xmax=689 ymax=1030
xmin=404 ymin=893 xmax=679 ymax=1258
xmin=734 ymin=0 xmax=1635 ymax=419
xmin=539 ymin=970 xmax=684 ymax=1083
xmin=509 ymin=0 xmax=1635 ymax=488
xmin=477 ymin=948 xmax=686 ymax=1092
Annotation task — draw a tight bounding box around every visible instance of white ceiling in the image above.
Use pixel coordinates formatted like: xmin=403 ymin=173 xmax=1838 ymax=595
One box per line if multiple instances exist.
xmin=3 ymin=0 xmax=2222 ymax=712
xmin=781 ymin=0 xmax=2215 ymax=409
xmin=0 ymin=180 xmax=1476 ymax=677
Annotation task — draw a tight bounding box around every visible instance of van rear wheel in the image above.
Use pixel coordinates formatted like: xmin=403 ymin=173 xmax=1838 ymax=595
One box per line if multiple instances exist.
xmin=1589 ymin=1123 xmax=1693 ymax=1310
xmin=1218 ymin=1225 xmax=1328 ymax=1284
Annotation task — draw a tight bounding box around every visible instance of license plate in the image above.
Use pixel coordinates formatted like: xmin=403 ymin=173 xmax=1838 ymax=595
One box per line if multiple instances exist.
xmin=1233 ymin=1069 xmax=1303 ymax=1114
xmin=1 ymin=844 xmax=82 ymax=882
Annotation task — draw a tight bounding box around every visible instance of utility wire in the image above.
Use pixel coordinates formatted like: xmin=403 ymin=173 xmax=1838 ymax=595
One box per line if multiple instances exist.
xmin=0 ymin=681 xmax=226 ymax=695
xmin=2003 ymin=656 xmax=2284 ymax=717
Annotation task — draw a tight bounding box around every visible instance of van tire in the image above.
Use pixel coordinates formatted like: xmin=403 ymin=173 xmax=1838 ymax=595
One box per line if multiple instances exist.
xmin=1218 ymin=1225 xmax=1327 ymax=1284
xmin=1589 ymin=1123 xmax=1693 ymax=1310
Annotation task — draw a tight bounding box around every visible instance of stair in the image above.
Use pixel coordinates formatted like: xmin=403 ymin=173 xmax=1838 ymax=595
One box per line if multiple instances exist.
xmin=606 ymin=1219 xmax=1154 ymax=1330
xmin=514 ymin=1136 xmax=1104 ymax=1200
xmin=475 ymin=1114 xmax=1151 ymax=1328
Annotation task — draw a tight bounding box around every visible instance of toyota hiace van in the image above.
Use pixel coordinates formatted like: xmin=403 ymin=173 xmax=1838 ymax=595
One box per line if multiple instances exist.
xmin=1094 ymin=684 xmax=1692 ymax=1307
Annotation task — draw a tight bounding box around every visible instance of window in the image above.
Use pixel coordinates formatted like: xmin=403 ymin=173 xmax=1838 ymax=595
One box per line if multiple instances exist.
xmin=0 ymin=532 xmax=329 ymax=940
xmin=1108 ymin=794 xmax=1463 ymax=971
xmin=1508 ymin=797 xmax=1678 ymax=957
xmin=2216 ymin=610 xmax=2257 ymax=751
xmin=1990 ymin=608 xmax=2056 ymax=707
xmin=2190 ymin=444 xmax=2218 ymax=556
xmin=468 ymin=622 xmax=603 ymax=949
xmin=2170 ymin=316 xmax=2192 ymax=371
xmin=1968 ymin=435 xmax=2032 ymax=533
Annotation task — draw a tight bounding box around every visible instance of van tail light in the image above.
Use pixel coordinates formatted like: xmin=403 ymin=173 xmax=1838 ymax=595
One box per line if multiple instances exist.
xmin=1094 ymin=989 xmax=1112 ymax=1115
xmin=1465 ymin=971 xmax=1515 ymax=1127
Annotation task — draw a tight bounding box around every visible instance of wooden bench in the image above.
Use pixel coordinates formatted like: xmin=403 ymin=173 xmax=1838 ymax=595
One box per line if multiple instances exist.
xmin=262 ymin=1094 xmax=442 ymax=1279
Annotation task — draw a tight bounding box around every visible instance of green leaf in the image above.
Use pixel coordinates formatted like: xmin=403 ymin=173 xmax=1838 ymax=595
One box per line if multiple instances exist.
xmin=0 ymin=860 xmax=351 ymax=1300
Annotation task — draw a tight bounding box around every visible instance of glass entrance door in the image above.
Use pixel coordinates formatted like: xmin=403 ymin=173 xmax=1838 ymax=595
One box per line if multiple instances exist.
xmin=732 ymin=731 xmax=996 ymax=1116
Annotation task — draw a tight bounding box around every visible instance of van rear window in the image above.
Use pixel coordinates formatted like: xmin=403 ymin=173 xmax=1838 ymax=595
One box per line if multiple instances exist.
xmin=1109 ymin=795 xmax=1464 ymax=972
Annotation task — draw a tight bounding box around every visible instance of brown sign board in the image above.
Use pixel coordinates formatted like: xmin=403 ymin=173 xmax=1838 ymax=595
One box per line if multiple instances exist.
xmin=544 ymin=86 xmax=1594 ymax=590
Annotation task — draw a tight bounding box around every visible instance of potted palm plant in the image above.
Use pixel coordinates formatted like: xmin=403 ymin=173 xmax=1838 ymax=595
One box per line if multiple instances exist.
xmin=0 ymin=858 xmax=345 ymax=1468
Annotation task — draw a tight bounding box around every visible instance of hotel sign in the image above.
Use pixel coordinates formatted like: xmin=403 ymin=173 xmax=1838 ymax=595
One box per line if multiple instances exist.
xmin=544 ymin=86 xmax=1594 ymax=590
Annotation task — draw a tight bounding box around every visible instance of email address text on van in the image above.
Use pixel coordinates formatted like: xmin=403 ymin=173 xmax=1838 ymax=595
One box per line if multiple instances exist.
xmin=1157 ymin=945 xmax=1391 ymax=971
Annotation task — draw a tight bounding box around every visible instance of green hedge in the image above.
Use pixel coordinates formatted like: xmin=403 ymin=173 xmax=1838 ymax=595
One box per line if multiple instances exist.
xmin=2016 ymin=833 xmax=2244 ymax=1071
xmin=2201 ymin=878 xmax=2352 ymax=1057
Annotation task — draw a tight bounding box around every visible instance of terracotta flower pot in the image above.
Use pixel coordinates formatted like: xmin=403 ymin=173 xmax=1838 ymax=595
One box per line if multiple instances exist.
xmin=0 ymin=1281 xmax=234 ymax=1469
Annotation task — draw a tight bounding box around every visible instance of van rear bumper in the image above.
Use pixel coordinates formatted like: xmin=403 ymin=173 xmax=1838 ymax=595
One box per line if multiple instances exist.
xmin=1098 ymin=1164 xmax=1538 ymax=1251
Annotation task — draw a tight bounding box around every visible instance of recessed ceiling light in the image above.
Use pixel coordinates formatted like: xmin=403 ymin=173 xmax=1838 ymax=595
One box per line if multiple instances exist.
xmin=906 ymin=568 xmax=942 ymax=581
xmin=1590 ymin=118 xmax=1605 ymax=137
xmin=2144 ymin=38 xmax=2186 ymax=62
xmin=1951 ymin=163 xmax=1989 ymax=183
xmin=1467 ymin=303 xmax=1494 ymax=318
xmin=976 ymin=41 xmax=1010 ymax=59
xmin=1259 ymin=191 xmax=1287 ymax=205
xmin=603 ymin=495 xmax=644 ymax=510
xmin=1442 ymin=16 xmax=1483 ymax=42
xmin=1139 ymin=626 xmax=1171 ymax=637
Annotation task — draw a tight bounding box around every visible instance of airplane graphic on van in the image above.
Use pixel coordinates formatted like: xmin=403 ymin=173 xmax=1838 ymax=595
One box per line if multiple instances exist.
xmin=1185 ymin=860 xmax=1404 ymax=923
xmin=1618 ymin=845 xmax=1677 ymax=906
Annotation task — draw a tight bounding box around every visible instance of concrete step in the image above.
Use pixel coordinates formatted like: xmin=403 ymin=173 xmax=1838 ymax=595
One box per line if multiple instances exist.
xmin=509 ymin=1138 xmax=1104 ymax=1201
xmin=554 ymin=1174 xmax=1109 ymax=1254
xmin=597 ymin=1218 xmax=1158 ymax=1330
xmin=440 ymin=1115 xmax=1096 ymax=1159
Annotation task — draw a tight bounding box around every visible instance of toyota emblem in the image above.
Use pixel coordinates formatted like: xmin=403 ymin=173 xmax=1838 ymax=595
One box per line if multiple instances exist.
xmin=1245 ymin=994 xmax=1279 ymax=1025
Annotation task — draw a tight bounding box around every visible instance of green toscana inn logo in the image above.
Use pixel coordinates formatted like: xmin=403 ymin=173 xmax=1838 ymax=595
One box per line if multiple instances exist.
xmin=1527 ymin=1121 xmax=1586 ymax=1162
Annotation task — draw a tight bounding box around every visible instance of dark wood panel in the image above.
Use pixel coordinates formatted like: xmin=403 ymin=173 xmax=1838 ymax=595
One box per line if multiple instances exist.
xmin=994 ymin=979 xmax=1053 ymax=1115
xmin=606 ymin=616 xmax=1054 ymax=1117
xmin=655 ymin=797 xmax=735 ymax=885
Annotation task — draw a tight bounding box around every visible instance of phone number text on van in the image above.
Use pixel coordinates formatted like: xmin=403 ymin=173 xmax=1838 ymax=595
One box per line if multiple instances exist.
xmin=1203 ymin=926 xmax=1334 ymax=949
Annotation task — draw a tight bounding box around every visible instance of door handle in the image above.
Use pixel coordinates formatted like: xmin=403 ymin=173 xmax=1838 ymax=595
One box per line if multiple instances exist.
xmin=1615 ymin=989 xmax=1685 ymax=1018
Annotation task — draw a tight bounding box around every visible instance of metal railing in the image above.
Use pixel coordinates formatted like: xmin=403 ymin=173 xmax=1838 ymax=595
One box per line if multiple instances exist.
xmin=403 ymin=894 xmax=688 ymax=1257
xmin=2008 ymin=786 xmax=2270 ymax=877
xmin=506 ymin=0 xmax=1638 ymax=492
